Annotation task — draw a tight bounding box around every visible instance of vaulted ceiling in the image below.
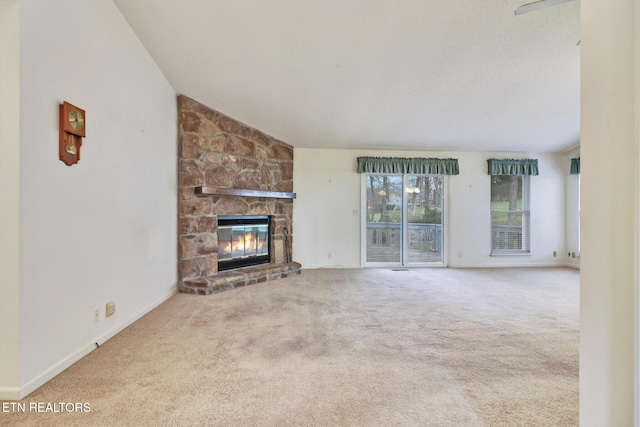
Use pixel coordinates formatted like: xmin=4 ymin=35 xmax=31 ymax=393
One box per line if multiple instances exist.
xmin=114 ymin=0 xmax=580 ymax=153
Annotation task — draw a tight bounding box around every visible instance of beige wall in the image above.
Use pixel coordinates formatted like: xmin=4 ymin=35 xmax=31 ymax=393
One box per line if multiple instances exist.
xmin=0 ymin=0 xmax=20 ymax=399
xmin=294 ymin=148 xmax=567 ymax=269
xmin=580 ymin=0 xmax=637 ymax=424
xmin=12 ymin=0 xmax=178 ymax=399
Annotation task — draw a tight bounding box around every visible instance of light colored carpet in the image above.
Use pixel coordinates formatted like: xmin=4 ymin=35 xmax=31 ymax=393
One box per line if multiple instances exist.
xmin=3 ymin=267 xmax=579 ymax=426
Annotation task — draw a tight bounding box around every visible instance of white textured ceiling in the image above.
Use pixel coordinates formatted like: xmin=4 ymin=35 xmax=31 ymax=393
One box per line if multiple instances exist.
xmin=114 ymin=0 xmax=580 ymax=153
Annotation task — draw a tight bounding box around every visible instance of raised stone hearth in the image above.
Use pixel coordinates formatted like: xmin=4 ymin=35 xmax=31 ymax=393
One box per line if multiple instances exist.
xmin=177 ymin=95 xmax=300 ymax=295
xmin=181 ymin=261 xmax=302 ymax=295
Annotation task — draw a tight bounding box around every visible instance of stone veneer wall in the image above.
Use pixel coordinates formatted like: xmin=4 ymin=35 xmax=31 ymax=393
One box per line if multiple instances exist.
xmin=177 ymin=95 xmax=298 ymax=294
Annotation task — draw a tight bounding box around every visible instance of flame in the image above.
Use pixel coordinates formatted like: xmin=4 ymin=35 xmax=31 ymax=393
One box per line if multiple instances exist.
xmin=222 ymin=242 xmax=232 ymax=254
xmin=233 ymin=234 xmax=245 ymax=252
xmin=220 ymin=229 xmax=266 ymax=257
xmin=245 ymin=232 xmax=255 ymax=251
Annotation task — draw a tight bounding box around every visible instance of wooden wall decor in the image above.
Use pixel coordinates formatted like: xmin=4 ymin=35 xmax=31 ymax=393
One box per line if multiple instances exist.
xmin=59 ymin=101 xmax=86 ymax=166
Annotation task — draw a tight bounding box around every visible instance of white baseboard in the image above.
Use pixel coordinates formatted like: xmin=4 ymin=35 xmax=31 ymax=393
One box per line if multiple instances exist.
xmin=448 ymin=262 xmax=568 ymax=268
xmin=302 ymin=263 xmax=571 ymax=269
xmin=301 ymin=264 xmax=362 ymax=270
xmin=15 ymin=286 xmax=177 ymax=400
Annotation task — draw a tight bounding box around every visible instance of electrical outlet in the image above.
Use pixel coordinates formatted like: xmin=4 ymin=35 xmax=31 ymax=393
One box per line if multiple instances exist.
xmin=553 ymin=251 xmax=557 ymax=257
xmin=93 ymin=308 xmax=100 ymax=323
xmin=328 ymin=252 xmax=333 ymax=259
xmin=106 ymin=301 xmax=116 ymax=317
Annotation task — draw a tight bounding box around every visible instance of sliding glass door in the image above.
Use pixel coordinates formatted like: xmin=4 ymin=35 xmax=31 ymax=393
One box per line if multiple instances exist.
xmin=364 ymin=175 xmax=403 ymax=263
xmin=407 ymin=175 xmax=444 ymax=263
xmin=364 ymin=174 xmax=445 ymax=266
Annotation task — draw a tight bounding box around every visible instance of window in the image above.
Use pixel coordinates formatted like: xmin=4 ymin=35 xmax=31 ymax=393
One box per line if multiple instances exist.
xmin=363 ymin=174 xmax=446 ymax=265
xmin=490 ymin=175 xmax=530 ymax=254
xmin=357 ymin=156 xmax=458 ymax=266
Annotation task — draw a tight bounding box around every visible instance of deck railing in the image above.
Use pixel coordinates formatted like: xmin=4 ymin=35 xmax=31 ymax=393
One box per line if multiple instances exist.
xmin=491 ymin=225 xmax=524 ymax=250
xmin=366 ymin=222 xmax=443 ymax=252
xmin=367 ymin=223 xmax=524 ymax=252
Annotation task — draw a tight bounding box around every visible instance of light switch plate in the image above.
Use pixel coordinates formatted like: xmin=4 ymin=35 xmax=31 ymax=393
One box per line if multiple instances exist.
xmin=106 ymin=301 xmax=116 ymax=317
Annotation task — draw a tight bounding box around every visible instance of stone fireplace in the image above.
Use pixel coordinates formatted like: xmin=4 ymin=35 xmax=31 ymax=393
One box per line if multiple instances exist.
xmin=177 ymin=95 xmax=300 ymax=295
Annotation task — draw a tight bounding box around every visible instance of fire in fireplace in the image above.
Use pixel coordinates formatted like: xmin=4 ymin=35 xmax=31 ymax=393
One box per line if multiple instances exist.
xmin=218 ymin=215 xmax=271 ymax=271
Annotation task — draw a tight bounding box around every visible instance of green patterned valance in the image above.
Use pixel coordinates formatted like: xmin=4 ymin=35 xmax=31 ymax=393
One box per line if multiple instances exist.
xmin=487 ymin=158 xmax=538 ymax=176
xmin=570 ymin=157 xmax=580 ymax=175
xmin=356 ymin=157 xmax=459 ymax=175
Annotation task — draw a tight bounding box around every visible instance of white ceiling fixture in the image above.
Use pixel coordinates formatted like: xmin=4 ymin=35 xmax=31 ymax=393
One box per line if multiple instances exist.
xmin=515 ymin=0 xmax=577 ymax=15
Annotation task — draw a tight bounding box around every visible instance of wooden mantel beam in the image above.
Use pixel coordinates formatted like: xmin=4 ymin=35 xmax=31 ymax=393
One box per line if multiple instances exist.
xmin=194 ymin=186 xmax=296 ymax=200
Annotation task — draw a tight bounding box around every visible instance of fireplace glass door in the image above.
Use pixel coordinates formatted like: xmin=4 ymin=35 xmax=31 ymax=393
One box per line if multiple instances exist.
xmin=218 ymin=215 xmax=270 ymax=271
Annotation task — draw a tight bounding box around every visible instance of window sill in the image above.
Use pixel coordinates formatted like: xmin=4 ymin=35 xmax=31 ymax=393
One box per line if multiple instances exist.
xmin=490 ymin=252 xmax=531 ymax=257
